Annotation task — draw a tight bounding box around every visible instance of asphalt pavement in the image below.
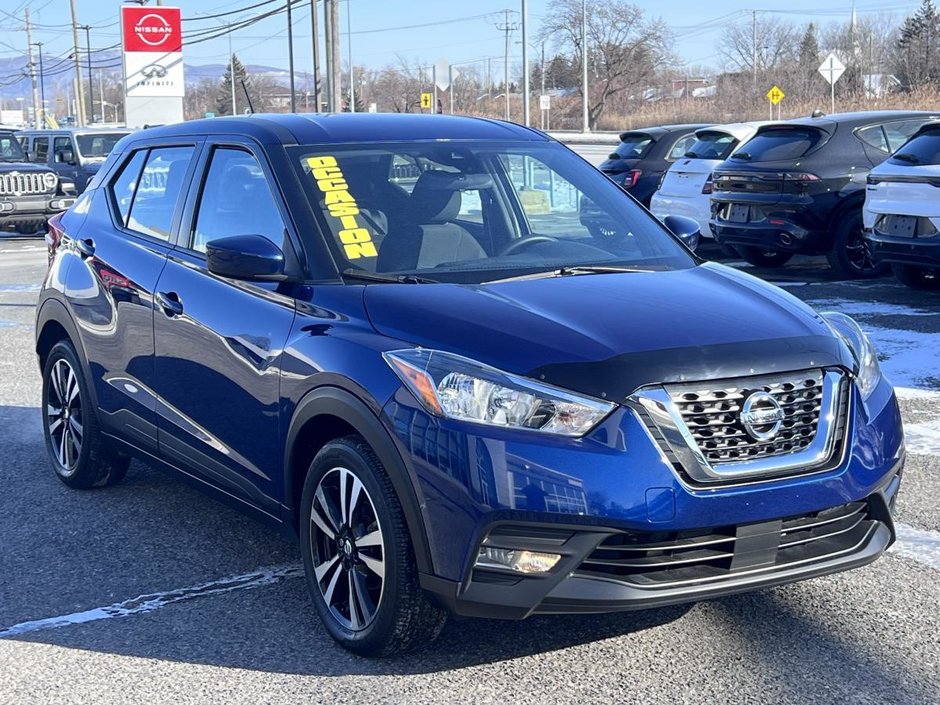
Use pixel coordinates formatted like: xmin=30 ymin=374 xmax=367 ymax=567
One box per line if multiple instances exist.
xmin=1 ymin=238 xmax=939 ymax=705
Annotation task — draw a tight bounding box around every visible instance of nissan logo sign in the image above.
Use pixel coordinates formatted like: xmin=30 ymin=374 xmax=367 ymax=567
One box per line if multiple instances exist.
xmin=739 ymin=392 xmax=785 ymax=442
xmin=134 ymin=13 xmax=174 ymax=48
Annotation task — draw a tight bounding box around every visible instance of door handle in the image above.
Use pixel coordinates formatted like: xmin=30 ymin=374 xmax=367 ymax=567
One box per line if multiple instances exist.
xmin=155 ymin=291 xmax=183 ymax=317
xmin=73 ymin=238 xmax=95 ymax=259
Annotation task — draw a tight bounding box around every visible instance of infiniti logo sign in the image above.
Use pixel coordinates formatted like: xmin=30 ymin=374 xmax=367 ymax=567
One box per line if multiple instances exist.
xmin=740 ymin=392 xmax=785 ymax=441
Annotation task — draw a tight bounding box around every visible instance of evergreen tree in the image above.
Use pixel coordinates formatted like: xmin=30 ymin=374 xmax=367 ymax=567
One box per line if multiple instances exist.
xmin=216 ymin=54 xmax=248 ymax=115
xmin=896 ymin=0 xmax=940 ymax=89
xmin=798 ymin=23 xmax=820 ymax=70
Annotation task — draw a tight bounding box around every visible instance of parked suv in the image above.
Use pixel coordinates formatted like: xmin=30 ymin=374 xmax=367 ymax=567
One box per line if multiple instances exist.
xmin=37 ymin=114 xmax=903 ymax=657
xmin=18 ymin=128 xmax=130 ymax=194
xmin=710 ymin=111 xmax=937 ymax=276
xmin=598 ymin=123 xmax=708 ymax=205
xmin=864 ymin=121 xmax=940 ymax=290
xmin=0 ymin=128 xmax=75 ymax=236
xmin=650 ymin=122 xmax=769 ymax=239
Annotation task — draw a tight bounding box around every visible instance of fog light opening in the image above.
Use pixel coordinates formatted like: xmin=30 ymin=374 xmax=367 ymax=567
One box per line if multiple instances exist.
xmin=779 ymin=232 xmax=793 ymax=246
xmin=475 ymin=546 xmax=561 ymax=574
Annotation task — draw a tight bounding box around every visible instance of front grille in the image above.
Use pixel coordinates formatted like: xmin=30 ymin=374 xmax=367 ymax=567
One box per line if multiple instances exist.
xmin=577 ymin=500 xmax=876 ymax=589
xmin=0 ymin=172 xmax=52 ymax=196
xmin=666 ymin=369 xmax=825 ymax=464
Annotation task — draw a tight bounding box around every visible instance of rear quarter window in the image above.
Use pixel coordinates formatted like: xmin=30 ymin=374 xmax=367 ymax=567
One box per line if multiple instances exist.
xmin=731 ymin=127 xmax=825 ymax=162
xmin=889 ymin=130 xmax=940 ymax=166
xmin=612 ymin=134 xmax=654 ymax=159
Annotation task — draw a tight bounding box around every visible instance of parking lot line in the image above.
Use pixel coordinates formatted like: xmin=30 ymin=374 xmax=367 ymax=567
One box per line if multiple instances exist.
xmin=0 ymin=563 xmax=303 ymax=639
xmin=1 ymin=521 xmax=938 ymax=642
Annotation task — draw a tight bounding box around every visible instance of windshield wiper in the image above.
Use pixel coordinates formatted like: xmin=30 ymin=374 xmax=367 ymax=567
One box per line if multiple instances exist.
xmin=340 ymin=269 xmax=436 ymax=284
xmin=892 ymin=152 xmax=921 ymax=164
xmin=730 ymin=152 xmax=751 ymax=160
xmin=488 ymin=265 xmax=655 ymax=284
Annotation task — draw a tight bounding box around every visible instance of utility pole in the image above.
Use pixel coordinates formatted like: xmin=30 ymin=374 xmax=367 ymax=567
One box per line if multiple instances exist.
xmin=751 ymin=9 xmax=758 ymax=88
xmin=81 ymin=26 xmax=93 ymax=123
xmin=69 ymin=0 xmax=86 ymax=126
xmin=330 ymin=0 xmax=342 ymax=111
xmin=495 ymin=9 xmax=518 ymax=122
xmin=449 ymin=64 xmax=454 ymax=113
xmin=346 ymin=0 xmax=354 ymax=112
xmin=25 ymin=8 xmax=40 ymax=129
xmin=521 ymin=0 xmax=530 ymax=126
xmin=323 ymin=0 xmax=333 ymax=110
xmin=287 ymin=0 xmax=297 ymax=112
xmin=33 ymin=42 xmax=45 ymax=128
xmin=310 ymin=0 xmax=320 ymax=110
xmin=581 ymin=0 xmax=589 ymax=131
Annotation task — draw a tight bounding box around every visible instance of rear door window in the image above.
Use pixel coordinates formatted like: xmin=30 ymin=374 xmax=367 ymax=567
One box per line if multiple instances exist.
xmin=33 ymin=137 xmax=49 ymax=163
xmin=731 ymin=127 xmax=825 ymax=162
xmin=126 ymin=146 xmax=195 ymax=240
xmin=684 ymin=131 xmax=739 ymax=160
xmin=612 ymin=134 xmax=654 ymax=159
xmin=889 ymin=130 xmax=940 ymax=165
xmin=883 ymin=119 xmax=929 ymax=152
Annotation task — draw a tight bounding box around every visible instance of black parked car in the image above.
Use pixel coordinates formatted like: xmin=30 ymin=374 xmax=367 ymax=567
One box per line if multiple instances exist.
xmin=598 ymin=124 xmax=708 ymax=205
xmin=18 ymin=128 xmax=130 ymax=194
xmin=0 ymin=128 xmax=76 ymax=236
xmin=710 ymin=111 xmax=939 ymax=277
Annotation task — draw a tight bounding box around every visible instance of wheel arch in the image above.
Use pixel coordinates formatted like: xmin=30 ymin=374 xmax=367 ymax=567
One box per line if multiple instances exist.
xmin=284 ymin=384 xmax=434 ymax=575
xmin=823 ymin=191 xmax=866 ymax=246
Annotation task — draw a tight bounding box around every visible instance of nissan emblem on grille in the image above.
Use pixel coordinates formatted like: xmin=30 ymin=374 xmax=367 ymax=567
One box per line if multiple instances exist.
xmin=740 ymin=392 xmax=785 ymax=441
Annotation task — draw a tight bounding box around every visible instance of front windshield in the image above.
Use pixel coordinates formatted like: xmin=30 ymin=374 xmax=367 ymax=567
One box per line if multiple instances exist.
xmin=76 ymin=132 xmax=130 ymax=160
xmin=293 ymin=140 xmax=695 ymax=284
xmin=0 ymin=134 xmax=26 ymax=162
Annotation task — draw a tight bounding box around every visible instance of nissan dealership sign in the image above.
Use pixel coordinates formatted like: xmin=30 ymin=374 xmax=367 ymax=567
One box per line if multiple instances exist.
xmin=121 ymin=6 xmax=184 ymax=126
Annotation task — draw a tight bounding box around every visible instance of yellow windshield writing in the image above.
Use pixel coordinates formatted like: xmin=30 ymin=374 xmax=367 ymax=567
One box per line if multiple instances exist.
xmin=306 ymin=155 xmax=377 ymax=260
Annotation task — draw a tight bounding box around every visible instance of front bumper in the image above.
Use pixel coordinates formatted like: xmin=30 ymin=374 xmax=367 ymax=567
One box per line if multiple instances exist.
xmin=385 ymin=372 xmax=904 ymax=618
xmin=0 ymin=194 xmax=75 ymax=235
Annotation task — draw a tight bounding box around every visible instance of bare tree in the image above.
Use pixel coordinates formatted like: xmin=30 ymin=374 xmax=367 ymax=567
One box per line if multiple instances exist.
xmin=539 ymin=0 xmax=674 ymax=129
xmin=718 ymin=15 xmax=800 ymax=75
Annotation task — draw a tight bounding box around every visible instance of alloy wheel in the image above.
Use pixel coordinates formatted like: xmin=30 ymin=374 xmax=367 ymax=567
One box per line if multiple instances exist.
xmin=46 ymin=359 xmax=83 ymax=474
xmin=310 ymin=466 xmax=385 ymax=631
xmin=844 ymin=228 xmax=876 ymax=273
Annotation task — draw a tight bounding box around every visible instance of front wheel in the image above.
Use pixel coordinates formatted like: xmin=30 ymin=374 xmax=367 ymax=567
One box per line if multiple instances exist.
xmin=892 ymin=264 xmax=940 ymax=290
xmin=826 ymin=212 xmax=889 ymax=279
xmin=41 ymin=340 xmax=129 ymax=489
xmin=300 ymin=436 xmax=446 ymax=657
xmin=738 ymin=246 xmax=794 ymax=267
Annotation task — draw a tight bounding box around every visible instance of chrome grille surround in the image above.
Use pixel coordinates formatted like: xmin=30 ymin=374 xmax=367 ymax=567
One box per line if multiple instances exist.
xmin=630 ymin=368 xmax=849 ymax=484
xmin=0 ymin=171 xmax=54 ymax=196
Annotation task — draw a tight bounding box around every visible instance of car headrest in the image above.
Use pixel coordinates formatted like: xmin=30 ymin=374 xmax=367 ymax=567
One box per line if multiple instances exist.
xmin=409 ymin=171 xmax=493 ymax=223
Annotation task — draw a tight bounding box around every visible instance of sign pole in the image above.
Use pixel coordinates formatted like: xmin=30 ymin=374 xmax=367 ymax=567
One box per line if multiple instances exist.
xmin=830 ymin=67 xmax=835 ymax=115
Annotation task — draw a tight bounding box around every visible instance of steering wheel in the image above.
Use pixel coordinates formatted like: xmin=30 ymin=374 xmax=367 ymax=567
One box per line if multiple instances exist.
xmin=498 ymin=236 xmax=560 ymax=256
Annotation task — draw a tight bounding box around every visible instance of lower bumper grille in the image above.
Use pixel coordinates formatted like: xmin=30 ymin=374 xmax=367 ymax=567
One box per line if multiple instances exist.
xmin=577 ymin=500 xmax=879 ymax=589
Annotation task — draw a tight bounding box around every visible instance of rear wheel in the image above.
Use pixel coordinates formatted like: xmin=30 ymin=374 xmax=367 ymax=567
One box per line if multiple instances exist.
xmin=300 ymin=436 xmax=446 ymax=657
xmin=826 ymin=211 xmax=889 ymax=279
xmin=738 ymin=246 xmax=794 ymax=267
xmin=892 ymin=264 xmax=940 ymax=291
xmin=41 ymin=340 xmax=129 ymax=489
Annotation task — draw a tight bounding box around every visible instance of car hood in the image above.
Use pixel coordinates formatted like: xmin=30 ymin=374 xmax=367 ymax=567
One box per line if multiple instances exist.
xmin=0 ymin=161 xmax=54 ymax=174
xmin=364 ymin=262 xmax=852 ymax=400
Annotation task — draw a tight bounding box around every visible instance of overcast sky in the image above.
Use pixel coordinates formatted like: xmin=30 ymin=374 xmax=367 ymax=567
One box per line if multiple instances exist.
xmin=6 ymin=0 xmax=926 ymax=77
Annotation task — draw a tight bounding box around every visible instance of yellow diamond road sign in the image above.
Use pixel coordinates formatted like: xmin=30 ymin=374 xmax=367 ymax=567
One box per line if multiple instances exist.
xmin=420 ymin=92 xmax=432 ymax=109
xmin=767 ymin=85 xmax=785 ymax=105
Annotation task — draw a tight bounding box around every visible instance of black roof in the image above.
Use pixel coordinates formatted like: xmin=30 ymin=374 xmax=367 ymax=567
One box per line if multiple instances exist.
xmin=618 ymin=123 xmax=710 ymax=141
xmin=123 ymin=113 xmax=548 ymax=147
xmin=771 ymin=110 xmax=940 ymax=131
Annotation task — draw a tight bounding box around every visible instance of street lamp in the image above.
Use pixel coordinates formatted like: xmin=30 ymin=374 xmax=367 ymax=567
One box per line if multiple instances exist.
xmin=81 ymin=26 xmax=94 ymax=123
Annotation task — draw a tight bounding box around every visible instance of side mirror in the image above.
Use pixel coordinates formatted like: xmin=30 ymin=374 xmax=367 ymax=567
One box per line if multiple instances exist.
xmin=206 ymin=234 xmax=286 ymax=281
xmin=663 ymin=214 xmax=701 ymax=252
xmin=55 ymin=149 xmax=76 ymax=165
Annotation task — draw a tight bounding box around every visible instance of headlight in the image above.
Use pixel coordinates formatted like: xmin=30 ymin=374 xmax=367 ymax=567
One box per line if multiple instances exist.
xmin=821 ymin=312 xmax=881 ymax=400
xmin=383 ymin=349 xmax=614 ymax=436
xmin=43 ymin=172 xmax=58 ymax=189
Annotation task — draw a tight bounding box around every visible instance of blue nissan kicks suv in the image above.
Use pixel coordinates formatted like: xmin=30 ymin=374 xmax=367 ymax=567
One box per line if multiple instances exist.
xmin=35 ymin=114 xmax=904 ymax=656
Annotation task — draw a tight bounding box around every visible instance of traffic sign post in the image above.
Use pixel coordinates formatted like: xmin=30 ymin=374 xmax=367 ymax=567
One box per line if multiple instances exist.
xmin=766 ymin=85 xmax=784 ymax=120
xmin=539 ymin=94 xmax=550 ymax=130
xmin=818 ymin=53 xmax=845 ymax=116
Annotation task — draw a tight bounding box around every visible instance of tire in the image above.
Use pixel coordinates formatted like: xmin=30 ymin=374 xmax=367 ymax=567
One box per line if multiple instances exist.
xmin=300 ymin=436 xmax=446 ymax=657
xmin=892 ymin=264 xmax=940 ymax=291
xmin=41 ymin=340 xmax=129 ymax=489
xmin=826 ymin=211 xmax=889 ymax=279
xmin=738 ymin=246 xmax=794 ymax=267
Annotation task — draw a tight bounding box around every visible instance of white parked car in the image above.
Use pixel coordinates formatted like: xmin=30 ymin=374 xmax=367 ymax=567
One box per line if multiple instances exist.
xmin=650 ymin=122 xmax=770 ymax=239
xmin=864 ymin=121 xmax=940 ymax=289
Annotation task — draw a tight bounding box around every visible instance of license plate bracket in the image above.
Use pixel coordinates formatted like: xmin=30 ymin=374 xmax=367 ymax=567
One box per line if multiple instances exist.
xmin=729 ymin=204 xmax=749 ymax=223
xmin=880 ymin=214 xmax=917 ymax=238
